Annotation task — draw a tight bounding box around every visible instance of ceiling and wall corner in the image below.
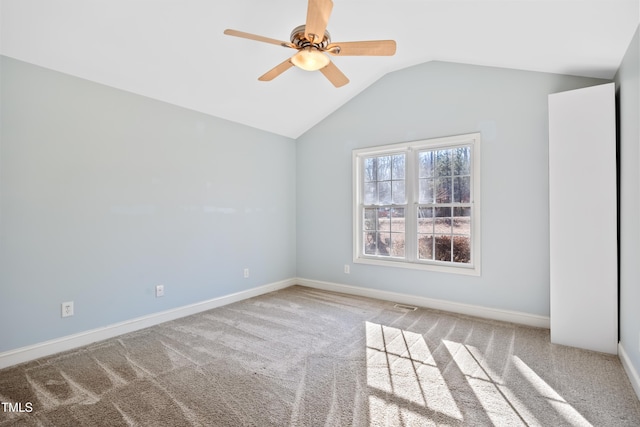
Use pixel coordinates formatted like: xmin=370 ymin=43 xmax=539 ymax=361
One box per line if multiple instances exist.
xmin=1 ymin=0 xmax=638 ymax=139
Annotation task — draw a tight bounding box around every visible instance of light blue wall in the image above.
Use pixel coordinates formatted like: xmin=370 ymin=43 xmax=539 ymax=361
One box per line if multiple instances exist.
xmin=0 ymin=54 xmax=629 ymax=356
xmin=0 ymin=56 xmax=297 ymax=352
xmin=615 ymin=26 xmax=640 ymax=383
xmin=296 ymin=61 xmax=607 ymax=316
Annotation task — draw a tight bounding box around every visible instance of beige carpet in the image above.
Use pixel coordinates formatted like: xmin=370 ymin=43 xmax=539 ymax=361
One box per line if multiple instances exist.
xmin=1 ymin=285 xmax=639 ymax=426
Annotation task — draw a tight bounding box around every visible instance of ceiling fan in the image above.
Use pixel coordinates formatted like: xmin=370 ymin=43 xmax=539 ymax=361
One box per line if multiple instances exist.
xmin=224 ymin=0 xmax=396 ymax=88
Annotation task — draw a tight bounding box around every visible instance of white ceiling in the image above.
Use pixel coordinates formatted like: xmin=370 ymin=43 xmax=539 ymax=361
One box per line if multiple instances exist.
xmin=1 ymin=0 xmax=638 ymax=139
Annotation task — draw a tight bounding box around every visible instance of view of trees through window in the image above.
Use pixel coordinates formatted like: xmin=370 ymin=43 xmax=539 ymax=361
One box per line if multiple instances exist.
xmin=361 ymin=146 xmax=472 ymax=264
xmin=417 ymin=146 xmax=471 ymax=263
xmin=363 ymin=154 xmax=406 ymax=257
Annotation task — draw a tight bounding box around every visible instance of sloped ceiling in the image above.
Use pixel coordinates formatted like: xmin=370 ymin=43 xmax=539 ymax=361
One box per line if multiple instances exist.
xmin=1 ymin=0 xmax=638 ymax=138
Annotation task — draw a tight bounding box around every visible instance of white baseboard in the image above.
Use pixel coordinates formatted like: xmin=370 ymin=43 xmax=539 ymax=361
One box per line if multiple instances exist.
xmin=0 ymin=278 xmax=295 ymax=370
xmin=0 ymin=277 xmax=552 ymax=370
xmin=619 ymin=342 xmax=640 ymax=401
xmin=296 ymin=277 xmax=551 ymax=329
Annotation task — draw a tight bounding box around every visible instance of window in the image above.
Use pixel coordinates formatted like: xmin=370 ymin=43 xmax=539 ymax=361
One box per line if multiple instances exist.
xmin=353 ymin=133 xmax=481 ymax=275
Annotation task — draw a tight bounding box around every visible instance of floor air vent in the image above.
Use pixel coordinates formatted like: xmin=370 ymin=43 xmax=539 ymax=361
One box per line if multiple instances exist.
xmin=394 ymin=303 xmax=418 ymax=311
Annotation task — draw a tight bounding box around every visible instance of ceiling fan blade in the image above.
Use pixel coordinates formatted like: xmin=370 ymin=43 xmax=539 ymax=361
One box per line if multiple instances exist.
xmin=305 ymin=0 xmax=333 ymax=44
xmin=224 ymin=29 xmax=296 ymax=49
xmin=258 ymin=58 xmax=295 ymax=81
xmin=326 ymin=40 xmax=397 ymax=56
xmin=319 ymin=61 xmax=349 ymax=88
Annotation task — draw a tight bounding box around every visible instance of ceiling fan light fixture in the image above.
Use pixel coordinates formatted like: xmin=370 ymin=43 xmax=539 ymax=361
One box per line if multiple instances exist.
xmin=291 ymin=47 xmax=330 ymax=71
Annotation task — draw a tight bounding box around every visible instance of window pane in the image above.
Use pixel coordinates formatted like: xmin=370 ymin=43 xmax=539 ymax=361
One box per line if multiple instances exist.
xmin=377 ymin=208 xmax=390 ymax=231
xmin=363 ymin=208 xmax=376 ymax=231
xmin=435 ymin=178 xmax=452 ymax=203
xmin=392 ymin=154 xmax=405 ymax=179
xmin=435 ymin=207 xmax=451 ymax=217
xmin=454 ymin=176 xmax=470 ymax=203
xmin=418 ymin=207 xmax=433 ymax=233
xmin=364 ymin=232 xmax=377 ymax=255
xmin=453 ymin=206 xmax=470 ymax=216
xmin=419 ymin=178 xmax=434 ymax=203
xmin=418 ymin=234 xmax=433 ymax=260
xmin=391 ymin=208 xmax=405 ymax=232
xmin=433 ymin=211 xmax=451 ymax=237
xmin=419 ymin=151 xmax=434 ymax=178
xmin=453 ymin=218 xmax=470 ymax=235
xmin=376 ymin=232 xmax=390 ymax=256
xmin=391 ymin=233 xmax=405 ymax=257
xmin=419 ymin=207 xmax=434 ymax=218
xmin=453 ymin=236 xmax=471 ymax=263
xmin=453 ymin=217 xmax=470 ymax=235
xmin=435 ymin=150 xmax=452 ymax=177
xmin=392 ymin=181 xmax=406 ymax=204
xmin=453 ymin=146 xmax=471 ymax=175
xmin=377 ymin=156 xmax=391 ymax=180
xmin=378 ymin=181 xmax=391 ymax=204
xmin=364 ymin=157 xmax=377 ymax=182
xmin=364 ymin=183 xmax=377 ymax=205
xmin=435 ymin=217 xmax=452 ymax=234
xmin=435 ymin=235 xmax=452 ymax=261
xmin=453 ymin=207 xmax=471 ymax=235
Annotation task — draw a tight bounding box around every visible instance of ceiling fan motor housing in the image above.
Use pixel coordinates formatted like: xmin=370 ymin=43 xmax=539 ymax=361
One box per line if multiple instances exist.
xmin=290 ymin=25 xmax=331 ymax=50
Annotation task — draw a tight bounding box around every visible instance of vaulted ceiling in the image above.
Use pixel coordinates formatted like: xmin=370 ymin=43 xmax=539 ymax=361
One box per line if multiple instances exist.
xmin=1 ymin=0 xmax=638 ymax=138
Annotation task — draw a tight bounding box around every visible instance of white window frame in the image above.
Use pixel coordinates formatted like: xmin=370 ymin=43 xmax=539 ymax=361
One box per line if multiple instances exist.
xmin=353 ymin=133 xmax=481 ymax=276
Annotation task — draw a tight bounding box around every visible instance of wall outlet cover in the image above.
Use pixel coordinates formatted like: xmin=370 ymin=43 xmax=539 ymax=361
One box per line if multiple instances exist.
xmin=61 ymin=301 xmax=74 ymax=318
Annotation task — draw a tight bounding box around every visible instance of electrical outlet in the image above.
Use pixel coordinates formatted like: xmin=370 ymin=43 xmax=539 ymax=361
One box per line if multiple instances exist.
xmin=243 ymin=268 xmax=249 ymax=278
xmin=344 ymin=264 xmax=350 ymax=274
xmin=156 ymin=285 xmax=164 ymax=297
xmin=61 ymin=301 xmax=74 ymax=318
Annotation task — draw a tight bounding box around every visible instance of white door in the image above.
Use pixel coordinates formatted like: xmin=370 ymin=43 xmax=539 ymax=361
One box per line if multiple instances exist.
xmin=548 ymin=82 xmax=617 ymax=354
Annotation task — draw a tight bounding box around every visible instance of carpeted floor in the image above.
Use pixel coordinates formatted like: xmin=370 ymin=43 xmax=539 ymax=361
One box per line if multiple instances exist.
xmin=1 ymin=285 xmax=639 ymax=426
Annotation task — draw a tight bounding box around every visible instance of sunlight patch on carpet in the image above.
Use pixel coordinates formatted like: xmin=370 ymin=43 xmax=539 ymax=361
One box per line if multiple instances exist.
xmin=512 ymin=355 xmax=593 ymax=426
xmin=365 ymin=321 xmax=462 ymax=424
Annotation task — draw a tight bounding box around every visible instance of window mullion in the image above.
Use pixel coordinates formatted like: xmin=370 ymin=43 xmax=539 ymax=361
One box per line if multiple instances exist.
xmin=405 ymin=148 xmax=417 ymax=262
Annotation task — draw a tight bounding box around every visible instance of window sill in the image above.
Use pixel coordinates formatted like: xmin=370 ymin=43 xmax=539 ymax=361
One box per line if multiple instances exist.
xmin=353 ymin=256 xmax=481 ymax=276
